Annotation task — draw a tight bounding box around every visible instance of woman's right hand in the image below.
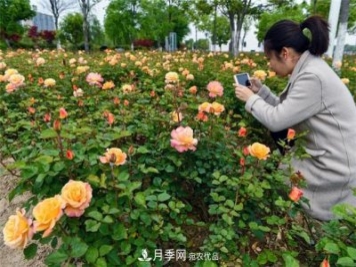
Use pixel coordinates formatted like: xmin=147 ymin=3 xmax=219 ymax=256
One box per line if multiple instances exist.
xmin=249 ymin=78 xmax=263 ymax=93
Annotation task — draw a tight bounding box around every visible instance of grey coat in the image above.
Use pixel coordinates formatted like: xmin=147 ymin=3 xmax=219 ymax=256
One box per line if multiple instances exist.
xmin=245 ymin=50 xmax=356 ymax=220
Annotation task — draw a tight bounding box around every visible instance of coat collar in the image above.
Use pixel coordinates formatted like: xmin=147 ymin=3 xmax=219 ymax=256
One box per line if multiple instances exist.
xmin=288 ymin=50 xmax=312 ymax=84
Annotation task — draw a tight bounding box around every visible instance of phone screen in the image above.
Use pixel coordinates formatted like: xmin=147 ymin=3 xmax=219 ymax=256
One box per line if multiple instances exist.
xmin=234 ymin=73 xmax=251 ymax=87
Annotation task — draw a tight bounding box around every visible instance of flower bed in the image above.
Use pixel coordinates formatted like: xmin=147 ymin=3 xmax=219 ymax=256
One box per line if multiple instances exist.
xmin=0 ymin=49 xmax=355 ymax=266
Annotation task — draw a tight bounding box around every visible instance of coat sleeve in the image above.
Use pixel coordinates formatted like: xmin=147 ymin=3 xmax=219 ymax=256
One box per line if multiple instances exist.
xmin=245 ymin=73 xmax=322 ymax=132
xmin=257 ymin=85 xmax=280 ymax=106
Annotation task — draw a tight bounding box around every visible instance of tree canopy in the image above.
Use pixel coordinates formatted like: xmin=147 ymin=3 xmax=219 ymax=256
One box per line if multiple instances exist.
xmin=0 ymin=0 xmax=35 ymax=44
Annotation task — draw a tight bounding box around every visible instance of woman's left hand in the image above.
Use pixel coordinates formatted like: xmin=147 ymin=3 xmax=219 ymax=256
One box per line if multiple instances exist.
xmin=235 ymin=84 xmax=254 ymax=102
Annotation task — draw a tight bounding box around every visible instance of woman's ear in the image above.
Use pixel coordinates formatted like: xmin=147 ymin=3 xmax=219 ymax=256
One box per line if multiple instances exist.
xmin=281 ymin=47 xmax=288 ymax=60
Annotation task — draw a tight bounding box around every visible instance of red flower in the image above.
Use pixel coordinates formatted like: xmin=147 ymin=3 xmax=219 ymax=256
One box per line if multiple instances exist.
xmin=43 ymin=113 xmax=51 ymax=123
xmin=242 ymin=146 xmax=249 ymax=156
xmin=66 ymin=150 xmax=74 ymax=160
xmin=238 ymin=127 xmax=247 ymax=137
xmin=53 ymin=119 xmax=61 ymax=131
xmin=240 ymin=158 xmax=245 ymax=166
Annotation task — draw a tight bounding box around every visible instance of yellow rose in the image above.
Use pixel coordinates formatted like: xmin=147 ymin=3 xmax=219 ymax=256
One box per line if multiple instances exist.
xmin=165 ymin=72 xmax=179 ymax=83
xmin=122 ymin=84 xmax=133 ymax=93
xmin=3 ymin=208 xmax=33 ymax=249
xmin=248 ymin=142 xmax=270 ymax=160
xmin=170 ymin=111 xmax=183 ymax=123
xmin=253 ymin=70 xmax=267 ymax=81
xmin=100 ymin=148 xmax=127 ymax=166
xmin=210 ymin=102 xmax=225 ymax=116
xmin=61 ymin=180 xmax=93 ymax=217
xmin=44 ymin=78 xmax=56 ymax=87
xmin=32 ymin=195 xmax=65 ymax=238
xmin=36 ymin=57 xmax=45 ymax=66
xmin=8 ymin=74 xmax=25 ymax=87
xmin=341 ymin=78 xmax=349 ymax=85
xmin=198 ymin=102 xmax=212 ymax=113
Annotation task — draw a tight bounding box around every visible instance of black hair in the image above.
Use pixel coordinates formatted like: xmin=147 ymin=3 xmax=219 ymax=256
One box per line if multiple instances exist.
xmin=263 ymin=15 xmax=329 ymax=57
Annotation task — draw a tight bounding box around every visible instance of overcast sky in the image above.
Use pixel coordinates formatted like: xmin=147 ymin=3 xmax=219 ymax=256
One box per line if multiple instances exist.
xmin=30 ymin=0 xmax=355 ymax=52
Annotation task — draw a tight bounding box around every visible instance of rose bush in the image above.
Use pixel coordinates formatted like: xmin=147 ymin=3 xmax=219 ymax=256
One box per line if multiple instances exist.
xmin=0 ymin=49 xmax=355 ymax=266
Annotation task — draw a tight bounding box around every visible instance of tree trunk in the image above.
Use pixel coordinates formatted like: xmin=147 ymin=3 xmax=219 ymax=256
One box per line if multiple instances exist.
xmin=332 ymin=0 xmax=350 ymax=73
xmin=83 ymin=15 xmax=90 ymax=52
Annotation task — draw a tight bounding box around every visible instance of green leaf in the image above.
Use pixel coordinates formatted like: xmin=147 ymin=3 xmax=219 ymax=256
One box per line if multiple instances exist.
xmin=113 ymin=223 xmax=127 ymax=241
xmin=85 ymin=247 xmax=99 ymax=263
xmin=96 ymin=257 xmax=108 ymax=267
xmin=24 ymin=243 xmax=37 ymax=259
xmin=134 ymin=192 xmax=147 ymax=207
xmin=139 ymin=164 xmax=159 ymax=174
xmin=324 ymin=242 xmax=340 ymax=254
xmin=70 ymin=239 xmax=89 ymax=258
xmin=53 ymin=161 xmax=65 ymax=172
xmin=34 ymin=155 xmax=53 ymax=164
xmin=336 ymin=257 xmax=355 ymax=266
xmin=45 ymin=251 xmax=68 ymax=265
xmin=282 ymin=253 xmax=299 ymax=267
xmin=85 ymin=219 xmax=101 ymax=232
xmin=102 ymin=215 xmax=114 ymax=223
xmin=21 ymin=166 xmax=38 ymax=180
xmin=117 ymin=171 xmax=130 ymax=181
xmin=157 ymin=192 xmax=171 ymax=202
xmin=347 ymin=247 xmax=356 ymax=260
xmin=87 ymin=211 xmax=103 ymax=221
xmin=99 ymin=245 xmax=113 ymax=256
xmin=137 ymin=146 xmax=150 ymax=154
xmin=40 ymin=128 xmax=58 ymax=139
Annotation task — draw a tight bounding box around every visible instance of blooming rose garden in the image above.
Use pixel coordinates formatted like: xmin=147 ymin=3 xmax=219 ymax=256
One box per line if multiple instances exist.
xmin=0 ymin=49 xmax=356 ymax=266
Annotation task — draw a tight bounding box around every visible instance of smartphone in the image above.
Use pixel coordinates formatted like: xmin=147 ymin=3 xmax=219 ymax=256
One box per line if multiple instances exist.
xmin=234 ymin=73 xmax=251 ymax=87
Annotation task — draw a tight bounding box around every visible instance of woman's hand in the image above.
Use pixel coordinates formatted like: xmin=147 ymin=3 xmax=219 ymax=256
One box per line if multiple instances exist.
xmin=235 ymin=84 xmax=254 ymax=102
xmin=249 ymin=77 xmax=263 ymax=93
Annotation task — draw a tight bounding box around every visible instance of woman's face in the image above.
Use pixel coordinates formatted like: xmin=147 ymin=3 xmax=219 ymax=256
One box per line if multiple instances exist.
xmin=265 ymin=51 xmax=290 ymax=77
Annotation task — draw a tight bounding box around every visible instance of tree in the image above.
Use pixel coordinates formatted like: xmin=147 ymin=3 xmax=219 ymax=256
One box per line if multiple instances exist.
xmin=104 ymin=0 xmax=189 ymax=50
xmin=104 ymin=0 xmax=140 ymax=49
xmin=256 ymin=2 xmax=307 ymax=43
xmin=195 ymin=0 xmax=263 ymax=56
xmin=89 ymin=15 xmax=105 ymax=47
xmin=0 ymin=0 xmax=35 ymax=47
xmin=77 ymin=0 xmax=102 ymax=52
xmin=59 ymin=13 xmax=84 ymax=47
xmin=40 ymin=0 xmax=78 ymax=30
xmin=333 ymin=0 xmax=350 ymax=72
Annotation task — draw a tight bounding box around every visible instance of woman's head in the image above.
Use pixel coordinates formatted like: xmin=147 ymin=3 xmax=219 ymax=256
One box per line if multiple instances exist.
xmin=263 ymin=16 xmax=329 ymax=58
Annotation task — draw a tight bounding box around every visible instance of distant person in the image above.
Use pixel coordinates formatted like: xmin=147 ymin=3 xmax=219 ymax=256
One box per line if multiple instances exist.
xmin=234 ymin=15 xmax=356 ymax=221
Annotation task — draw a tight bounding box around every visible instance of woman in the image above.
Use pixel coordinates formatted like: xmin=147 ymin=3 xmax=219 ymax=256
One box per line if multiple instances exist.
xmin=235 ymin=15 xmax=356 ymax=221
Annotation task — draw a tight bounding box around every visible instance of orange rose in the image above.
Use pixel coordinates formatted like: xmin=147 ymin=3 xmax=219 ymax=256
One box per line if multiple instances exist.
xmin=289 ymin=187 xmax=303 ymax=202
xmin=61 ymin=180 xmax=92 ymax=217
xmin=3 ymin=208 xmax=33 ymax=249
xmin=320 ymin=258 xmax=330 ymax=267
xmin=59 ymin=107 xmax=68 ymax=119
xmin=32 ymin=196 xmax=65 ymax=237
xmin=248 ymin=142 xmax=270 ymax=160
xmin=102 ymin=81 xmax=115 ymax=90
xmin=100 ymin=148 xmax=127 ymax=166
xmin=287 ymin=128 xmax=296 ymax=141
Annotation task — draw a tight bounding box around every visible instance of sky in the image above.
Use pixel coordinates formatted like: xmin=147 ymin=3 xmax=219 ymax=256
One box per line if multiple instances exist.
xmin=30 ymin=0 xmax=356 ymax=52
